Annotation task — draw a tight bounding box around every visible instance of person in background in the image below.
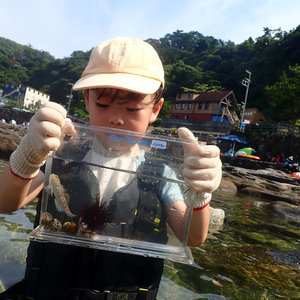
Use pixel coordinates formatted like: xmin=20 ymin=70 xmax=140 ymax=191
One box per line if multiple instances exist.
xmin=271 ymin=155 xmax=280 ymax=163
xmin=0 ymin=37 xmax=222 ymax=300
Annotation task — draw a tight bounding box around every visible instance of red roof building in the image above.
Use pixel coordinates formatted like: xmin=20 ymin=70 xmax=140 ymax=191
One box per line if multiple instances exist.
xmin=171 ymin=90 xmax=240 ymax=125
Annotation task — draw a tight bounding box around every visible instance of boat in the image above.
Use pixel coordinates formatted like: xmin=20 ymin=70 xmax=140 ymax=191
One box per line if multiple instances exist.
xmin=290 ymin=172 xmax=300 ymax=178
xmin=236 ymin=153 xmax=261 ymax=160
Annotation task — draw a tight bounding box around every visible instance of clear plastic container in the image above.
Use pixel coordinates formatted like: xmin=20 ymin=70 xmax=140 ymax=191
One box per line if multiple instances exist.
xmin=28 ymin=124 xmax=199 ymax=264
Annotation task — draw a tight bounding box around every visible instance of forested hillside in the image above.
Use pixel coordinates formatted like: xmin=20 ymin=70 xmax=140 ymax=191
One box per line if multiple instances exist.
xmin=1 ymin=26 xmax=300 ymax=121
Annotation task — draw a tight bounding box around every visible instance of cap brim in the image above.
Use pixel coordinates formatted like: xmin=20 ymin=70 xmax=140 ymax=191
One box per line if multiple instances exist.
xmin=72 ymin=73 xmax=161 ymax=94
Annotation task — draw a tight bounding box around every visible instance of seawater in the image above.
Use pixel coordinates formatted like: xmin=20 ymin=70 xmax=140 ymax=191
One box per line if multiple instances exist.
xmin=0 ymin=158 xmax=36 ymax=292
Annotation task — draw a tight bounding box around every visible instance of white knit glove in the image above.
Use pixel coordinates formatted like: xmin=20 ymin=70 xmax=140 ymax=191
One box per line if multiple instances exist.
xmin=9 ymin=102 xmax=74 ymax=179
xmin=178 ymin=127 xmax=222 ymax=210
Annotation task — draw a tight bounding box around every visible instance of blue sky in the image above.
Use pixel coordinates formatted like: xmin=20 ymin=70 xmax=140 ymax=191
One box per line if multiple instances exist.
xmin=0 ymin=0 xmax=299 ymax=59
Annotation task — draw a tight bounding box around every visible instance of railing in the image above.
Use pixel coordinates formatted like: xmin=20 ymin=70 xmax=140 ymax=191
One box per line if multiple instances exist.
xmin=211 ymin=104 xmax=240 ymax=126
xmin=242 ymin=123 xmax=300 ymax=135
xmin=221 ymin=106 xmax=240 ymax=126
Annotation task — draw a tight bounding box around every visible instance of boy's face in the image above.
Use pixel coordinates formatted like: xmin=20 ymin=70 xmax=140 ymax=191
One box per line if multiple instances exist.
xmin=85 ymin=88 xmax=163 ymax=133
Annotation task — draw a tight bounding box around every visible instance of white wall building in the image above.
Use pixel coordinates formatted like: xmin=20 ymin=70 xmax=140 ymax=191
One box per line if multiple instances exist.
xmin=2 ymin=83 xmax=50 ymax=110
xmin=23 ymin=86 xmax=50 ymax=108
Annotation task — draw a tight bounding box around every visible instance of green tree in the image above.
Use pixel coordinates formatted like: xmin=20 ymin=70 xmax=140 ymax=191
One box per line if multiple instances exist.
xmin=182 ymin=83 xmax=223 ymax=92
xmin=2 ymin=26 xmax=300 ymax=123
xmin=265 ymin=64 xmax=300 ymax=126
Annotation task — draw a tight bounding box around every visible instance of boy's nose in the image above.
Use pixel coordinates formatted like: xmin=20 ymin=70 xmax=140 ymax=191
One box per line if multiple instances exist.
xmin=108 ymin=113 xmax=124 ymax=125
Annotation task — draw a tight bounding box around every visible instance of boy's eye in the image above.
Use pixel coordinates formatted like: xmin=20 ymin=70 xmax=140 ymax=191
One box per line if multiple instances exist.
xmin=96 ymin=103 xmax=109 ymax=108
xmin=127 ymin=108 xmax=141 ymax=113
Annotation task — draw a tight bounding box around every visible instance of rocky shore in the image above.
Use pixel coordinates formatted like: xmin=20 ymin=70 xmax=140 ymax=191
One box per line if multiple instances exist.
xmin=0 ymin=123 xmax=26 ymax=159
xmin=219 ymin=154 xmax=300 ymax=225
xmin=221 ymin=164 xmax=300 ymax=206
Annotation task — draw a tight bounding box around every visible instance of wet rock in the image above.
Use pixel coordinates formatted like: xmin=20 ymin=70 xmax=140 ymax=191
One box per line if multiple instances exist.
xmin=246 ymin=232 xmax=268 ymax=243
xmin=268 ymin=238 xmax=296 ymax=251
xmin=267 ymin=250 xmax=300 ymax=269
xmin=209 ymin=207 xmax=225 ymax=231
xmin=220 ymin=165 xmax=300 ymax=206
xmin=265 ymin=201 xmax=300 ymax=224
xmin=216 ymin=178 xmax=237 ymax=194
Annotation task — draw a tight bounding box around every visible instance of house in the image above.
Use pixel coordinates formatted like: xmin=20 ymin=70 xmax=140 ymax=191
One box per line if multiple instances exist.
xmin=244 ymin=108 xmax=267 ymax=124
xmin=2 ymin=83 xmax=50 ymax=110
xmin=171 ymin=90 xmax=240 ymax=125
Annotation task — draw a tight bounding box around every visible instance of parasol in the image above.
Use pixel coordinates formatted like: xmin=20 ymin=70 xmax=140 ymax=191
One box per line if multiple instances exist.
xmin=217 ymin=135 xmax=249 ymax=152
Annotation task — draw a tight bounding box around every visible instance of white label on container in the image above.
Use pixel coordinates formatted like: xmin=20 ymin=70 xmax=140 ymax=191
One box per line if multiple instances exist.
xmin=151 ymin=140 xmax=167 ymax=149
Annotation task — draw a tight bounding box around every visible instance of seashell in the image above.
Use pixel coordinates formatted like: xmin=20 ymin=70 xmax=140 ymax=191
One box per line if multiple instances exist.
xmin=50 ymin=219 xmax=62 ymax=232
xmin=62 ymin=221 xmax=78 ymax=235
xmin=41 ymin=212 xmax=53 ymax=227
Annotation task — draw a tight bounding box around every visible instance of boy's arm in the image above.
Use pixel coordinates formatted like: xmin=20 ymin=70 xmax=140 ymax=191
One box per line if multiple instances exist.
xmin=0 ymin=167 xmax=44 ymax=212
xmin=177 ymin=127 xmax=222 ymax=247
xmin=166 ymin=199 xmax=210 ymax=246
xmin=0 ymin=102 xmax=74 ymax=213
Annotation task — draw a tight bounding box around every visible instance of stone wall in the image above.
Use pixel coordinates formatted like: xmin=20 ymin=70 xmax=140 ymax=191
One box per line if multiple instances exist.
xmin=0 ymin=107 xmax=33 ymax=124
xmin=0 ymin=123 xmax=25 ymax=159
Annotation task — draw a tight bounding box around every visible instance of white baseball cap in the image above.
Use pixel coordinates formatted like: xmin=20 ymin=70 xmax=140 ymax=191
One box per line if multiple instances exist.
xmin=73 ymin=37 xmax=164 ymax=94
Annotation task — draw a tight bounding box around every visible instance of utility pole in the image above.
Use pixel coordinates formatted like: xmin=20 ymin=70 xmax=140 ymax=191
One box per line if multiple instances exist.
xmin=16 ymin=84 xmax=22 ymax=109
xmin=240 ymin=70 xmax=252 ymax=124
xmin=66 ymin=83 xmax=74 ymax=114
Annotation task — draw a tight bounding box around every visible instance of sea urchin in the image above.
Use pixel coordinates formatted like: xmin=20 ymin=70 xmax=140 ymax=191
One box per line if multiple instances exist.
xmin=79 ymin=200 xmax=113 ymax=234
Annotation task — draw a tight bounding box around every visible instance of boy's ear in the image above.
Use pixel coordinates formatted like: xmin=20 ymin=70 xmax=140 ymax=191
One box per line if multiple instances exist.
xmin=149 ymin=98 xmax=164 ymax=124
xmin=84 ymin=90 xmax=90 ymax=113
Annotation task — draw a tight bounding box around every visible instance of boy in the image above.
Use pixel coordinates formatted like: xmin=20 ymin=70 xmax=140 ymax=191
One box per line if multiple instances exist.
xmin=0 ymin=37 xmax=222 ymax=300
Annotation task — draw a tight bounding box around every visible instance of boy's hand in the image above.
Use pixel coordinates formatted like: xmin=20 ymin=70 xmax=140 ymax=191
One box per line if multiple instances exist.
xmin=27 ymin=102 xmax=73 ymax=157
xmin=178 ymin=127 xmax=222 ymax=209
xmin=9 ymin=102 xmax=74 ymax=179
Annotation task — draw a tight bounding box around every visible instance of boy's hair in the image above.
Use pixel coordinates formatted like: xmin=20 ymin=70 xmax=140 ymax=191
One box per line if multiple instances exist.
xmin=153 ymin=85 xmax=164 ymax=106
xmin=86 ymin=85 xmax=163 ymax=108
xmin=73 ymin=37 xmax=164 ymax=95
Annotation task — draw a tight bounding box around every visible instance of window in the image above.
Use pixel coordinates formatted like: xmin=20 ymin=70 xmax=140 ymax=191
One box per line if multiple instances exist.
xmin=188 ymin=103 xmax=192 ymax=110
xmin=175 ymin=103 xmax=179 ymax=110
xmin=184 ymin=115 xmax=189 ymax=120
xmin=204 ymin=102 xmax=209 ymax=110
xmin=181 ymin=103 xmax=185 ymax=110
xmin=198 ymin=102 xmax=203 ymax=109
xmin=178 ymin=93 xmax=182 ymax=99
xmin=174 ymin=115 xmax=178 ymax=119
xmin=188 ymin=93 xmax=193 ymax=98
